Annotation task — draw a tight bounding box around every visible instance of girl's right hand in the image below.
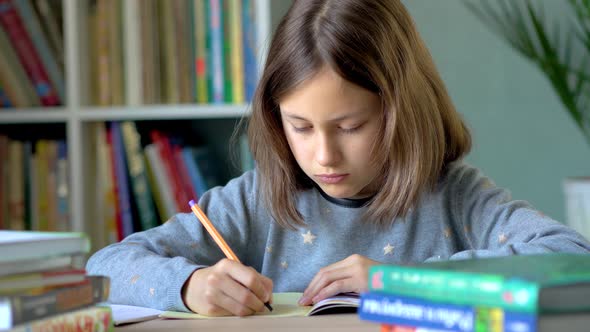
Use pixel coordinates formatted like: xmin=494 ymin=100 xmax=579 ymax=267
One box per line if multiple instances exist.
xmin=181 ymin=259 xmax=273 ymax=316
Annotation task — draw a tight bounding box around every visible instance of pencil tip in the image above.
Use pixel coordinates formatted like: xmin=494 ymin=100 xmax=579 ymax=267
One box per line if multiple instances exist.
xmin=265 ymin=302 xmax=273 ymax=312
xmin=188 ymin=200 xmax=195 ymax=207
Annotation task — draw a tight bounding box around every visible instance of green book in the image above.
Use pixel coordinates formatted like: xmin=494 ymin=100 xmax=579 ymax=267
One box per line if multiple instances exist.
xmin=368 ymin=253 xmax=590 ymax=314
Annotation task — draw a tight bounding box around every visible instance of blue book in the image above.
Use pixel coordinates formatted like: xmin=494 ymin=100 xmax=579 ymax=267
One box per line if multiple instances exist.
xmin=110 ymin=122 xmax=135 ymax=238
xmin=12 ymin=0 xmax=64 ymax=102
xmin=359 ymin=292 xmax=536 ymax=332
xmin=0 ymin=87 xmax=11 ymax=107
xmin=182 ymin=147 xmax=208 ymax=199
xmin=208 ymin=0 xmax=225 ymax=103
xmin=242 ymin=0 xmax=257 ymax=102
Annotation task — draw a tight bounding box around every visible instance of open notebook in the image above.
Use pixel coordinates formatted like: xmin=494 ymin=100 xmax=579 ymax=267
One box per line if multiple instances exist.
xmin=160 ymin=292 xmax=360 ymax=319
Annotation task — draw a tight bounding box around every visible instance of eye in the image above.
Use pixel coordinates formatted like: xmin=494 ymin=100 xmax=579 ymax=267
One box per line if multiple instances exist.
xmin=340 ymin=124 xmax=362 ymax=134
xmin=292 ymin=125 xmax=312 ymax=133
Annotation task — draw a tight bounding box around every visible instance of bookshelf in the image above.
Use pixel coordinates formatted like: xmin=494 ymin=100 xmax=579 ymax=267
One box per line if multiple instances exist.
xmin=0 ymin=0 xmax=275 ymax=249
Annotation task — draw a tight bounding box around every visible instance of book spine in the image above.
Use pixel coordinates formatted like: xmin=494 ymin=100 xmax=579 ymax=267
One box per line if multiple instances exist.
xmin=0 ymin=87 xmax=11 ymax=106
xmin=229 ymin=0 xmax=244 ymax=103
xmin=369 ymin=266 xmax=539 ymax=313
xmin=359 ymin=292 xmax=537 ymax=332
xmin=208 ymin=0 xmax=224 ymax=103
xmin=120 ymin=121 xmax=158 ymax=231
xmin=0 ymin=23 xmax=39 ymax=107
xmin=55 ymin=141 xmax=69 ymax=231
xmin=110 ymin=122 xmax=135 ymax=238
xmin=144 ymin=144 xmax=177 ymax=220
xmin=222 ymin=0 xmax=232 ymax=103
xmin=194 ymin=0 xmax=208 ymax=103
xmin=242 ymin=0 xmax=256 ymax=102
xmin=181 ymin=147 xmax=207 ymax=198
xmin=0 ymin=0 xmax=60 ymax=106
xmin=9 ymin=305 xmax=114 ymax=332
xmin=2 ymin=276 xmax=110 ymax=328
xmin=12 ymin=0 xmax=65 ymax=102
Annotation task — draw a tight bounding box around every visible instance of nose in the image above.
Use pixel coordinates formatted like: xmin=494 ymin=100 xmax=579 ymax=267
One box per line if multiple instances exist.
xmin=315 ymin=133 xmax=341 ymax=167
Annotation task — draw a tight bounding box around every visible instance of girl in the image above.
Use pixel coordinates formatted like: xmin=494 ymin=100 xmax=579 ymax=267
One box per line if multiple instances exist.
xmin=87 ymin=0 xmax=590 ymax=317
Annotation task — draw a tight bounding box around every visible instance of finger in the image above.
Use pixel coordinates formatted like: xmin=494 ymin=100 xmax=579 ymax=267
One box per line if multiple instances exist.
xmin=260 ymin=275 xmax=274 ymax=304
xmin=300 ymin=266 xmax=352 ymax=305
xmin=216 ymin=288 xmax=257 ymax=316
xmin=219 ymin=272 xmax=267 ymax=314
xmin=312 ymin=277 xmax=356 ymax=304
xmin=228 ymin=265 xmax=272 ymax=303
xmin=302 ymin=255 xmax=361 ymax=299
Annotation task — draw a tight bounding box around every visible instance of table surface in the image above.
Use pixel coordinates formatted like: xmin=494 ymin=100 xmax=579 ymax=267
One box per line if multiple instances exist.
xmin=115 ymin=313 xmax=379 ymax=331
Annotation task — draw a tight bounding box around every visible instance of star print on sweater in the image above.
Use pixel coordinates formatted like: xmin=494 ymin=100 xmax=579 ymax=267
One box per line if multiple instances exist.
xmin=383 ymin=243 xmax=394 ymax=255
xmin=302 ymin=230 xmax=316 ymax=244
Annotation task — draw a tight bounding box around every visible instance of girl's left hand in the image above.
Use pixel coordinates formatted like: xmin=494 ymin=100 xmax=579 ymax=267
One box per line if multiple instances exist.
xmin=298 ymin=254 xmax=380 ymax=306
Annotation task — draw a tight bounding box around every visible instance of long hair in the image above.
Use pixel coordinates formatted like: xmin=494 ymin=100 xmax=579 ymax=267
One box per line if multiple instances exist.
xmin=248 ymin=0 xmax=471 ymax=229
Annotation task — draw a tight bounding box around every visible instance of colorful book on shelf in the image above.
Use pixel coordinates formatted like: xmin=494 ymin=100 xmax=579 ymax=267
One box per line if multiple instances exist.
xmin=7 ymin=139 xmax=24 ymax=230
xmin=208 ymin=0 xmax=225 ymax=103
xmin=222 ymin=0 xmax=233 ymax=103
xmin=0 ymin=230 xmax=89 ymax=263
xmin=0 ymin=136 xmax=7 ymax=230
xmin=122 ymin=0 xmax=142 ymax=106
xmin=181 ymin=147 xmax=208 ymax=199
xmin=228 ymin=0 xmax=244 ymax=104
xmin=107 ymin=0 xmax=124 ymax=105
xmin=32 ymin=0 xmax=64 ymax=72
xmin=150 ymin=130 xmax=189 ymax=213
xmin=158 ymin=0 xmax=179 ymax=103
xmin=120 ymin=122 xmax=158 ymax=231
xmin=172 ymin=143 xmax=198 ymax=208
xmin=0 ymin=268 xmax=86 ymax=295
xmin=0 ymin=22 xmax=39 ymax=107
xmin=104 ymin=126 xmax=124 ymax=241
xmin=368 ymin=253 xmax=590 ymax=314
xmin=161 ymin=292 xmax=359 ymax=319
xmin=109 ymin=122 xmax=136 ymax=238
xmin=0 ymin=275 xmax=110 ymax=330
xmin=0 ymin=0 xmax=61 ymax=105
xmin=138 ymin=0 xmax=160 ymax=104
xmin=0 ymin=86 xmax=11 ymax=107
xmin=144 ymin=143 xmax=177 ymax=221
xmin=192 ymin=0 xmax=209 ymax=103
xmin=242 ymin=0 xmax=257 ymax=102
xmin=9 ymin=302 xmax=114 ymax=332
xmin=13 ymin=0 xmax=65 ymax=102
xmin=55 ymin=141 xmax=69 ymax=231
xmin=172 ymin=0 xmax=192 ymax=103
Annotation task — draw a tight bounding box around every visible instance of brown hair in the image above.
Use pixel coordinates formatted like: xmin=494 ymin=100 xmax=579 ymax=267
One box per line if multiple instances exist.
xmin=247 ymin=0 xmax=471 ymax=228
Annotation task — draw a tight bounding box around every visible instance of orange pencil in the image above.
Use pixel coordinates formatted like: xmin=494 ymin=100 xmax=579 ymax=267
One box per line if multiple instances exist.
xmin=188 ymin=200 xmax=273 ymax=312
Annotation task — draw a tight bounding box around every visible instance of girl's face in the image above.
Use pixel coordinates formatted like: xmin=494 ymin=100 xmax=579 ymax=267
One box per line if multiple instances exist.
xmin=279 ymin=68 xmax=382 ymax=199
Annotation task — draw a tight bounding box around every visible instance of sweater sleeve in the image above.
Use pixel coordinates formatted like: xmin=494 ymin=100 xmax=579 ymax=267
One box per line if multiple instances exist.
xmin=86 ymin=171 xmax=260 ymax=311
xmin=431 ymin=163 xmax=590 ymax=261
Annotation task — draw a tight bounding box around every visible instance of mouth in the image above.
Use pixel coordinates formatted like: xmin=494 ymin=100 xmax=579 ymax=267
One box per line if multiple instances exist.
xmin=315 ymin=174 xmax=349 ymax=184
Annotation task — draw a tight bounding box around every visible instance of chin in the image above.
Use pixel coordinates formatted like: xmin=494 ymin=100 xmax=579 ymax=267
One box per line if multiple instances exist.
xmin=320 ymin=185 xmax=359 ymax=199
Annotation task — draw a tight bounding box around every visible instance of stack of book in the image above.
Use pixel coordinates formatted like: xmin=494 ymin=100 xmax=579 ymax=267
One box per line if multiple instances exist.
xmin=0 ymin=230 xmax=112 ymax=331
xmin=358 ymin=254 xmax=590 ymax=332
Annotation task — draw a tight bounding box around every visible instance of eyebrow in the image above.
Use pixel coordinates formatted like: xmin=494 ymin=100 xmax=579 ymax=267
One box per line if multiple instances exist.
xmin=282 ymin=110 xmax=367 ymax=122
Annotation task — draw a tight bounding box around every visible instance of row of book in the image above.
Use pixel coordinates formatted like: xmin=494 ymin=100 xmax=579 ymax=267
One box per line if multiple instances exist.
xmin=357 ymin=254 xmax=590 ymax=332
xmin=0 ymin=230 xmax=112 ymax=331
xmin=92 ymin=121 xmax=254 ymax=249
xmin=88 ymin=0 xmax=260 ymax=107
xmin=0 ymin=136 xmax=69 ymax=232
xmin=0 ymin=0 xmax=64 ymax=107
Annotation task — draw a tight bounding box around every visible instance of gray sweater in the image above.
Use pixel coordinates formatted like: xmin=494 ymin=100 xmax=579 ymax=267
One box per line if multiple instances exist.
xmin=86 ymin=162 xmax=590 ymax=311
